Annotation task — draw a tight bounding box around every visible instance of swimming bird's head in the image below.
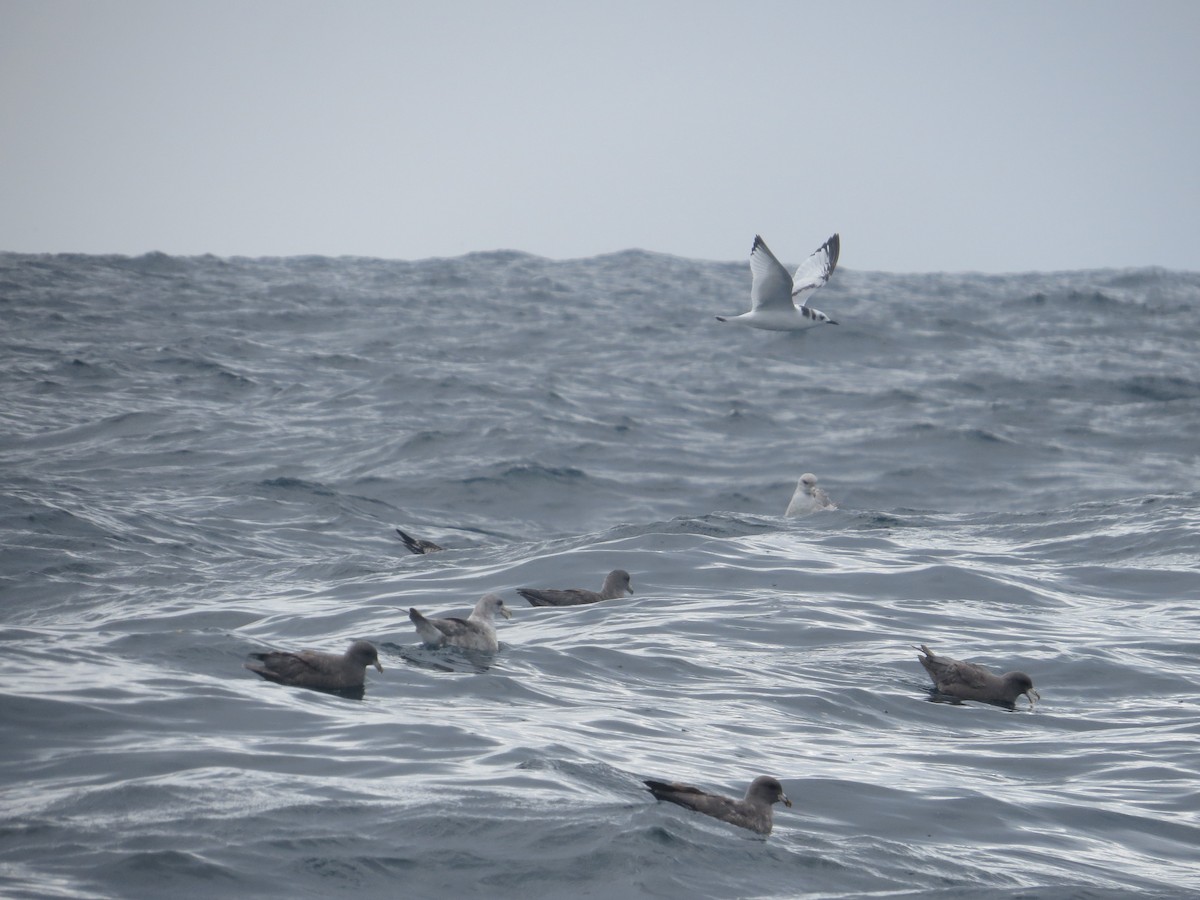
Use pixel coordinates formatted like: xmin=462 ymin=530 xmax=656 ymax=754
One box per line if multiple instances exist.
xmin=480 ymin=593 xmax=513 ymax=620
xmin=349 ymin=640 xmax=384 ymax=673
xmin=748 ymin=775 xmax=792 ymax=808
xmin=607 ymin=569 xmax=634 ymax=596
xmin=1007 ymin=672 xmax=1038 ymax=708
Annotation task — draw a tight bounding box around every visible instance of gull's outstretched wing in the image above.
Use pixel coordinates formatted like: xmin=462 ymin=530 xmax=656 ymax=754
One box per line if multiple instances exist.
xmin=791 ymin=233 xmax=840 ymax=307
xmin=749 ymin=235 xmax=795 ymax=311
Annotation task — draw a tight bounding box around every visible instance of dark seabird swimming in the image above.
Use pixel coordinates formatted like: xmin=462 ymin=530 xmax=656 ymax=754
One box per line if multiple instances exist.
xmin=395 ymin=527 xmax=444 ymax=555
xmin=517 ymin=569 xmax=634 ymax=607
xmin=916 ymin=644 xmax=1039 ymax=708
xmin=643 ymin=775 xmax=792 ymax=836
xmin=409 ymin=593 xmax=512 ymax=652
xmin=244 ymin=639 xmax=383 ymax=694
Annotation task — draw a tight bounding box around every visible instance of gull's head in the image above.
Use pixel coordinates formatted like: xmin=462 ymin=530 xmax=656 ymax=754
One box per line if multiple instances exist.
xmin=799 ymin=473 xmax=819 ymax=491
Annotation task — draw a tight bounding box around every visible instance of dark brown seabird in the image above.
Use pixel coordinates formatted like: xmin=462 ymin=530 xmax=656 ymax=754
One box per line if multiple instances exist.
xmin=916 ymin=644 xmax=1039 ymax=709
xmin=245 ymin=639 xmax=383 ymax=694
xmin=643 ymin=775 xmax=792 ymax=836
xmin=517 ymin=569 xmax=634 ymax=607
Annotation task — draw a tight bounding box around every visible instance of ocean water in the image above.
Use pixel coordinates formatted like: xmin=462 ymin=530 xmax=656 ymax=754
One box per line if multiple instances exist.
xmin=1 ymin=248 xmax=1198 ymax=899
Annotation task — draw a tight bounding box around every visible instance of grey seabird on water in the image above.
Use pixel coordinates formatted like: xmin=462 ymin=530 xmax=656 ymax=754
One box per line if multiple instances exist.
xmin=244 ymin=640 xmax=383 ymax=693
xmin=409 ymin=593 xmax=512 ymax=652
xmin=395 ymin=527 xmax=444 ymax=555
xmin=517 ymin=569 xmax=634 ymax=607
xmin=916 ymin=644 xmax=1040 ymax=709
xmin=716 ymin=233 xmax=841 ymax=331
xmin=785 ymin=472 xmax=836 ymax=516
xmin=644 ymin=775 xmax=792 ymax=836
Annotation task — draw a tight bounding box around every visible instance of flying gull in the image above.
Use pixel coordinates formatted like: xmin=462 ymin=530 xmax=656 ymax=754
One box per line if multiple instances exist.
xmin=785 ymin=473 xmax=837 ymax=516
xmin=409 ymin=593 xmax=512 ymax=653
xmin=517 ymin=569 xmax=634 ymax=607
xmin=716 ymin=233 xmax=841 ymax=331
xmin=244 ymin=640 xmax=383 ymax=693
xmin=915 ymin=644 xmax=1039 ymax=709
xmin=643 ymin=775 xmax=792 ymax=836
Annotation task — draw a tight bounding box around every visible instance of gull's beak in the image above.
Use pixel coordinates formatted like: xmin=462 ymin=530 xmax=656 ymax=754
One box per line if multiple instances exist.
xmin=500 ymin=604 xmax=513 ymax=620
xmin=781 ymin=793 xmax=792 ymax=808
xmin=374 ymin=661 xmax=384 ymax=673
xmin=627 ymin=587 xmax=635 ymax=596
xmin=828 ymin=319 xmax=839 ymax=325
xmin=1025 ymin=689 xmax=1040 ymax=709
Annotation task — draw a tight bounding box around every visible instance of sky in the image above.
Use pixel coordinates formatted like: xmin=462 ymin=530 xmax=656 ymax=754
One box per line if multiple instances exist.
xmin=2 ymin=1 xmax=1198 ymax=272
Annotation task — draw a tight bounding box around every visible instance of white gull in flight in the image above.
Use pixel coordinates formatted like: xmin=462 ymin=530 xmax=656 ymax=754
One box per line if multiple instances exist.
xmin=716 ymin=233 xmax=841 ymax=331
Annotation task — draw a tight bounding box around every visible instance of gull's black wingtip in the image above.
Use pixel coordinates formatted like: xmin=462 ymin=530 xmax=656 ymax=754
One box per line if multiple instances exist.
xmin=824 ymin=233 xmax=841 ymax=269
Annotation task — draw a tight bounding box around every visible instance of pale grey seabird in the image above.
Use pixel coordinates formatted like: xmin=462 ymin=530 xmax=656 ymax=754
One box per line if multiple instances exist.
xmin=409 ymin=593 xmax=512 ymax=652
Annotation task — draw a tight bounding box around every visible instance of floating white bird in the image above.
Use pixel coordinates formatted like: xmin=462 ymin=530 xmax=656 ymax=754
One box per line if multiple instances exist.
xmin=716 ymin=234 xmax=841 ymax=331
xmin=785 ymin=473 xmax=837 ymax=516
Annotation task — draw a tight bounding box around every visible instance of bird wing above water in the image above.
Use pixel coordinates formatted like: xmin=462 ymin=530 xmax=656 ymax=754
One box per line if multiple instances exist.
xmin=790 ymin=233 xmax=840 ymax=307
xmin=395 ymin=527 xmax=443 ymax=555
xmin=748 ymin=236 xmax=796 ymax=312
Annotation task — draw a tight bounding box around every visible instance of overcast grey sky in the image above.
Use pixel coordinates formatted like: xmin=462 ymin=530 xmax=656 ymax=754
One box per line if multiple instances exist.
xmin=2 ymin=1 xmax=1197 ymax=272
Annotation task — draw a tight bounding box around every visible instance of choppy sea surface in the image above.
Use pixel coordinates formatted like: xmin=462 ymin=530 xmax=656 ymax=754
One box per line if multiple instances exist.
xmin=1 ymin=248 xmax=1198 ymax=899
